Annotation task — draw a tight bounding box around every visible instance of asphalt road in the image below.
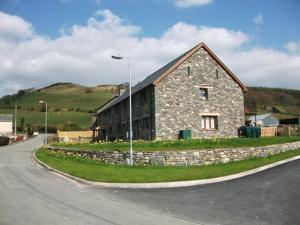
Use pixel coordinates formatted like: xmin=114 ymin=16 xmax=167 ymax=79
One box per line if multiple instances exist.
xmin=0 ymin=136 xmax=299 ymax=225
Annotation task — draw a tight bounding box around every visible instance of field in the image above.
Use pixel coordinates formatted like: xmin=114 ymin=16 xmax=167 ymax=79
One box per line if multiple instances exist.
xmin=0 ymin=83 xmax=116 ymax=130
xmin=245 ymin=87 xmax=300 ymax=119
xmin=51 ymin=136 xmax=300 ymax=152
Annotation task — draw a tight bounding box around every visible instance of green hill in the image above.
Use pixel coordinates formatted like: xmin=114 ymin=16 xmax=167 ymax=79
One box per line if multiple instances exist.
xmin=245 ymin=87 xmax=300 ymax=119
xmin=0 ymin=83 xmax=117 ymax=131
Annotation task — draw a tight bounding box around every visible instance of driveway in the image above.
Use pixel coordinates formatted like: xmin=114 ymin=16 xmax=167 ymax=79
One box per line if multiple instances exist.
xmin=0 ymin=136 xmax=299 ymax=225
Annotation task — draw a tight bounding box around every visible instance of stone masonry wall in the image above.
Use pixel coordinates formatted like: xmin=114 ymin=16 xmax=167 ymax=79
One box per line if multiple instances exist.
xmin=48 ymin=141 xmax=300 ymax=166
xmin=155 ymin=47 xmax=245 ymax=139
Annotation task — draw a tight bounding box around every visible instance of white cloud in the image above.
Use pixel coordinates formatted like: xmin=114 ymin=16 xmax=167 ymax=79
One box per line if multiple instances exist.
xmin=0 ymin=11 xmax=33 ymax=42
xmin=253 ymin=14 xmax=263 ymax=25
xmin=0 ymin=10 xmax=299 ymax=97
xmin=173 ymin=0 xmax=213 ymax=8
xmin=285 ymin=41 xmax=300 ymax=54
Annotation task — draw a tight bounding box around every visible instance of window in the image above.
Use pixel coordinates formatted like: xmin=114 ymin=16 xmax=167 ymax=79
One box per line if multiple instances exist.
xmin=187 ymin=66 xmax=191 ymax=76
xmin=199 ymin=88 xmax=208 ymax=100
xmin=122 ymin=101 xmax=127 ymax=112
xmin=201 ymin=116 xmax=218 ymax=130
xmin=143 ymin=117 xmax=150 ymax=129
xmin=215 ymin=69 xmax=219 ymax=79
xmin=140 ymin=90 xmax=147 ymax=104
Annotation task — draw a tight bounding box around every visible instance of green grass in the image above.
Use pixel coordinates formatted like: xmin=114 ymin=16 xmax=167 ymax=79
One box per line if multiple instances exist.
xmin=51 ymin=136 xmax=300 ymax=152
xmin=0 ymin=109 xmax=93 ymax=130
xmin=36 ymin=148 xmax=300 ymax=183
xmin=0 ymin=89 xmax=113 ymax=111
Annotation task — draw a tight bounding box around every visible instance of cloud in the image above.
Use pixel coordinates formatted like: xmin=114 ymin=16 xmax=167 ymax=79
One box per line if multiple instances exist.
xmin=0 ymin=11 xmax=33 ymax=42
xmin=173 ymin=0 xmax=213 ymax=8
xmin=0 ymin=10 xmax=299 ymax=97
xmin=253 ymin=13 xmax=263 ymax=25
xmin=285 ymin=41 xmax=300 ymax=54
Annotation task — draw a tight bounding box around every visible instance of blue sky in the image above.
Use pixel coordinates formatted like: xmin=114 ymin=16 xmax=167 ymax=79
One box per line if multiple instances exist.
xmin=0 ymin=0 xmax=300 ymax=96
xmin=2 ymin=0 xmax=299 ymax=48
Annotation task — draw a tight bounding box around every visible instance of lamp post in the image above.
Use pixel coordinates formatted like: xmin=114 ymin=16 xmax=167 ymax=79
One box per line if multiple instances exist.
xmin=14 ymin=105 xmax=17 ymax=141
xmin=111 ymin=55 xmax=133 ymax=166
xmin=39 ymin=101 xmax=48 ymax=145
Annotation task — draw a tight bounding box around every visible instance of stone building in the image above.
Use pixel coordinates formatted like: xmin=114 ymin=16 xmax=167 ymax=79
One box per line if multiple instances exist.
xmin=93 ymin=42 xmax=247 ymax=141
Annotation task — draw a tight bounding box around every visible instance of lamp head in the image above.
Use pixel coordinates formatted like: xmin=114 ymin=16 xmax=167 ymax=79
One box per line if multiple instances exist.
xmin=111 ymin=55 xmax=123 ymax=60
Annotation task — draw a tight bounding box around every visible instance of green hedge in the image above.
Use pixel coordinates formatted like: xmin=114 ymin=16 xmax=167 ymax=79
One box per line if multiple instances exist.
xmin=0 ymin=136 xmax=10 ymax=146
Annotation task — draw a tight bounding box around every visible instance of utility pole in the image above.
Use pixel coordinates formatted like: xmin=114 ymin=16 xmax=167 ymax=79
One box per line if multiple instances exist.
xmin=14 ymin=105 xmax=17 ymax=141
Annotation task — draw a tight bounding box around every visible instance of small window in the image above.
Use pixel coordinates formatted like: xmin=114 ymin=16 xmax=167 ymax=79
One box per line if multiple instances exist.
xmin=140 ymin=90 xmax=147 ymax=104
xmin=187 ymin=66 xmax=191 ymax=76
xmin=215 ymin=69 xmax=219 ymax=79
xmin=122 ymin=101 xmax=126 ymax=111
xmin=143 ymin=117 xmax=150 ymax=129
xmin=199 ymin=88 xmax=208 ymax=100
xmin=201 ymin=116 xmax=218 ymax=130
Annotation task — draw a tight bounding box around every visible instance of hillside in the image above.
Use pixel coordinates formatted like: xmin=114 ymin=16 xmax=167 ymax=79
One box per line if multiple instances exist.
xmin=245 ymin=87 xmax=300 ymax=119
xmin=0 ymin=83 xmax=118 ymax=131
xmin=0 ymin=84 xmax=299 ymax=132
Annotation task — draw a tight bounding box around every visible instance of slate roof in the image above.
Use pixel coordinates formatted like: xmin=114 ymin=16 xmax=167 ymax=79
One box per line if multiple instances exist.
xmin=97 ymin=42 xmax=247 ymax=114
xmin=0 ymin=114 xmax=13 ymax=122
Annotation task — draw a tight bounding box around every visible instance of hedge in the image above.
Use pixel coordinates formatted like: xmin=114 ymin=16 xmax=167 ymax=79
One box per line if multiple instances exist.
xmin=0 ymin=136 xmax=10 ymax=146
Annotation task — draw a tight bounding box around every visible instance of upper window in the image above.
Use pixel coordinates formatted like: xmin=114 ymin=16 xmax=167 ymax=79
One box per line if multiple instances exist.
xmin=201 ymin=116 xmax=218 ymax=130
xmin=143 ymin=117 xmax=150 ymax=129
xmin=140 ymin=90 xmax=147 ymax=104
xmin=199 ymin=88 xmax=208 ymax=100
xmin=187 ymin=66 xmax=191 ymax=76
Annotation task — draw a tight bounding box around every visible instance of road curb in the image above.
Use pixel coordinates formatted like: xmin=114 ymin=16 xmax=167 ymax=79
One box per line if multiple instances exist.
xmin=33 ymin=150 xmax=300 ymax=189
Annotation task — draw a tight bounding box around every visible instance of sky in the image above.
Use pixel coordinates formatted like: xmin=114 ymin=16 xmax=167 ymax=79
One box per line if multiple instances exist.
xmin=0 ymin=0 xmax=300 ymax=96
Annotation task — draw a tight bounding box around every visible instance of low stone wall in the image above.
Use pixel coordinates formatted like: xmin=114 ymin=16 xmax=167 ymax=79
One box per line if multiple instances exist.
xmin=48 ymin=141 xmax=300 ymax=166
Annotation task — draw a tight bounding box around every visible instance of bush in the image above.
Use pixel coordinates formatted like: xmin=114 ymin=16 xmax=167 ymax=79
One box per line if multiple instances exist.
xmin=32 ymin=125 xmax=58 ymax=133
xmin=0 ymin=136 xmax=10 ymax=146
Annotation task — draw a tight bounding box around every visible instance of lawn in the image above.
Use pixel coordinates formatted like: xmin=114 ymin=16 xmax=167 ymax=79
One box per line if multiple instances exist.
xmin=36 ymin=148 xmax=300 ymax=183
xmin=51 ymin=136 xmax=300 ymax=152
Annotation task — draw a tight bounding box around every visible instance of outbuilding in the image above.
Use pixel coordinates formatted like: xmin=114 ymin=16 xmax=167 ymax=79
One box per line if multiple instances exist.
xmin=0 ymin=114 xmax=13 ymax=135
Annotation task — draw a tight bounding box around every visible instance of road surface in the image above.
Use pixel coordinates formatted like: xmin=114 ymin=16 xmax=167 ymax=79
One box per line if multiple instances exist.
xmin=0 ymin=136 xmax=299 ymax=225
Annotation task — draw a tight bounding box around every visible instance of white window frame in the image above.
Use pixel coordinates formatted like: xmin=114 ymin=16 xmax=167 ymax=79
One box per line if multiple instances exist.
xmin=201 ymin=115 xmax=218 ymax=130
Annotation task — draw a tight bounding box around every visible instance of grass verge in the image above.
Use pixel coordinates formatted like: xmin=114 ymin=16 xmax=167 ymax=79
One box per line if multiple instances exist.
xmin=51 ymin=136 xmax=300 ymax=152
xmin=36 ymin=148 xmax=300 ymax=183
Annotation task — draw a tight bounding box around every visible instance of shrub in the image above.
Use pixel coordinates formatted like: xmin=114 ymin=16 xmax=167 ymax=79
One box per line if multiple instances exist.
xmin=0 ymin=136 xmax=10 ymax=146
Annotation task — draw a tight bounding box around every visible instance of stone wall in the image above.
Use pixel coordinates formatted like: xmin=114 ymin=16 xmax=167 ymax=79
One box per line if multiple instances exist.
xmin=48 ymin=141 xmax=300 ymax=166
xmin=155 ymin=47 xmax=245 ymax=140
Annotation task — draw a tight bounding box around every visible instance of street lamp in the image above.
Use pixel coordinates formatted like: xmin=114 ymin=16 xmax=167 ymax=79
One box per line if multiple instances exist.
xmin=39 ymin=100 xmax=48 ymax=145
xmin=111 ymin=55 xmax=133 ymax=166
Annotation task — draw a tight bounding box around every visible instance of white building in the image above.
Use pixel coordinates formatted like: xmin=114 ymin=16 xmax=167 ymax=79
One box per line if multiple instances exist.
xmin=0 ymin=114 xmax=13 ymax=135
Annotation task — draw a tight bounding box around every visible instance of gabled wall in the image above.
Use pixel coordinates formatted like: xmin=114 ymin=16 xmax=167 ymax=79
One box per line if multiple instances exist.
xmin=154 ymin=47 xmax=245 ymax=139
